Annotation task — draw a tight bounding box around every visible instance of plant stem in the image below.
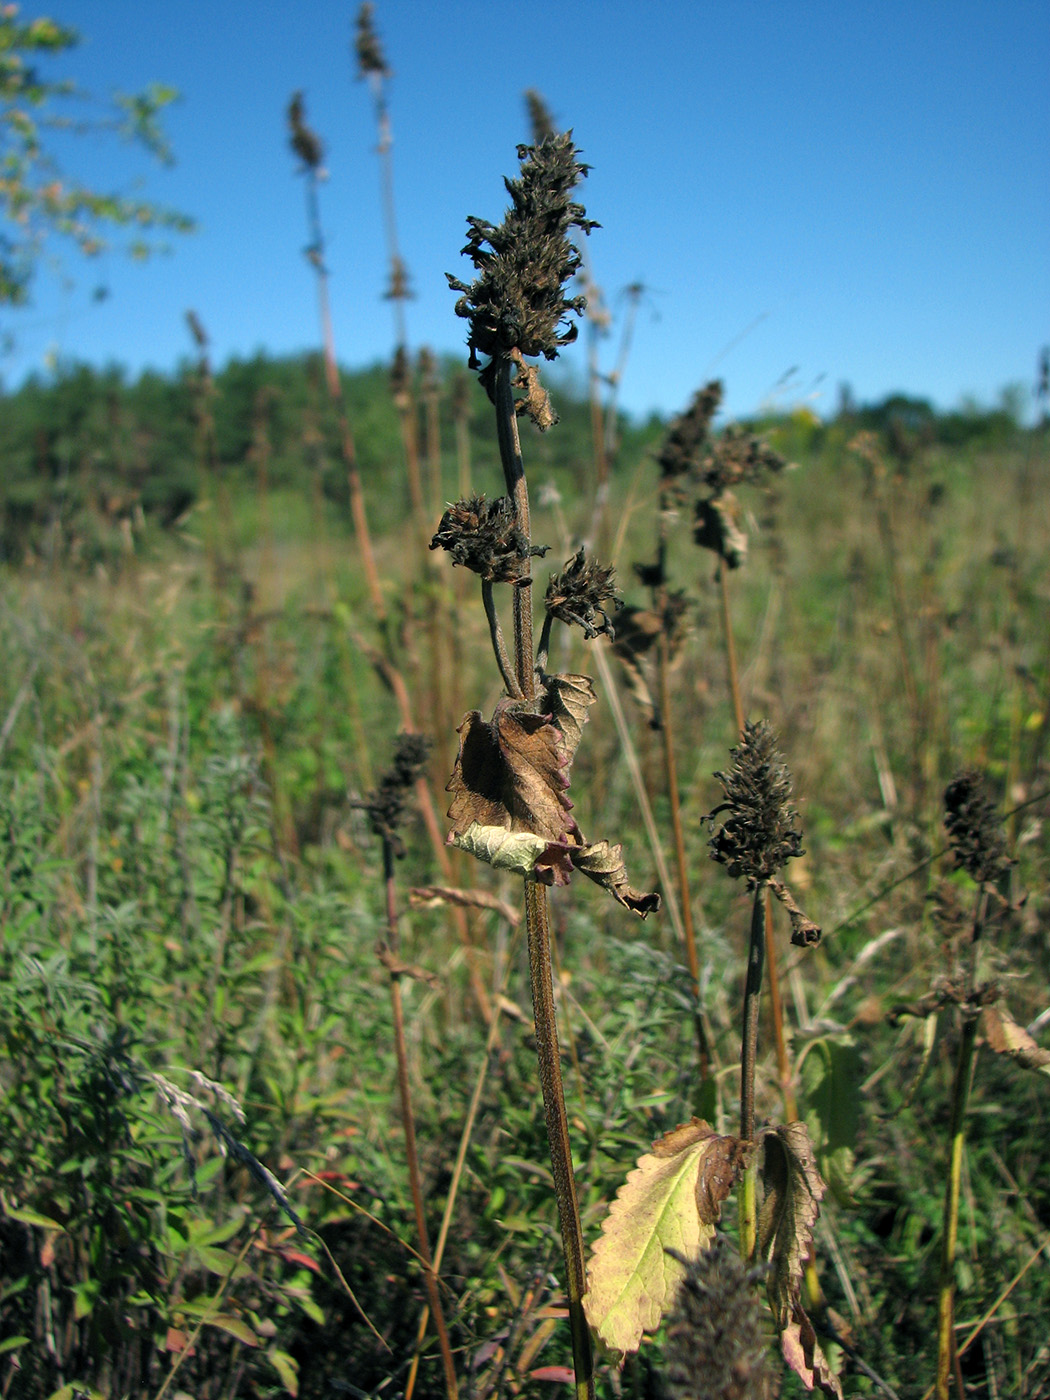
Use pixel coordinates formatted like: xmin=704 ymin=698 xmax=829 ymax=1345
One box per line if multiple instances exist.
xmin=382 ymin=841 xmax=459 ymax=1400
xmin=935 ymin=888 xmax=986 ymax=1400
xmin=494 ymin=354 xmax=593 ymax=1398
xmin=482 ymin=579 xmax=522 ymax=699
xmin=739 ymin=886 xmax=767 ymax=1259
xmin=718 ymin=556 xmax=745 ymax=737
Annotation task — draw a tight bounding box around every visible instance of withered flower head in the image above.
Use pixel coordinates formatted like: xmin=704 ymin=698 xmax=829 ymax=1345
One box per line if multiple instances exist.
xmin=944 ymin=771 xmax=1012 ymax=887
xmin=353 ymin=2 xmax=390 ymax=79
xmin=701 ymin=424 xmax=788 ymax=495
xmin=287 ymin=91 xmax=324 ymax=172
xmin=430 ymin=495 xmax=547 ymax=584
xmin=664 ymin=1236 xmax=779 ymax=1400
xmin=358 ymin=732 xmax=431 ymax=857
xmin=545 ymin=549 xmax=620 ymax=639
xmin=708 ymin=721 xmax=804 ymax=887
xmin=385 ymin=254 xmax=412 ymax=303
xmin=657 ymin=382 xmax=724 ymax=482
xmin=524 ymin=88 xmax=556 ymax=144
xmin=446 ymin=133 xmax=598 ymax=400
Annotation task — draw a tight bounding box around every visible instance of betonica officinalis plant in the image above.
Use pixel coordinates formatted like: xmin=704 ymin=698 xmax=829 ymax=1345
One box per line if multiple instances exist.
xmin=432 ymin=131 xmax=659 ymax=1398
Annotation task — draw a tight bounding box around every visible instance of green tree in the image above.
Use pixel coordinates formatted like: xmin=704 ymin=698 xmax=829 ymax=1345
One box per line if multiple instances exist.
xmin=0 ymin=4 xmax=193 ymax=307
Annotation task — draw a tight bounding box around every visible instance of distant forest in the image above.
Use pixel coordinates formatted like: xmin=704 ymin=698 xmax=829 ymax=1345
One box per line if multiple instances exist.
xmin=0 ymin=349 xmax=1030 ymax=563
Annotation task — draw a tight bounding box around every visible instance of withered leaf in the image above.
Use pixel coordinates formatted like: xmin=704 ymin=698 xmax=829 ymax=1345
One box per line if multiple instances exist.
xmin=408 ymin=885 xmax=521 ymax=925
xmin=982 ymin=1005 xmax=1050 ymax=1078
xmin=447 ymin=701 xmax=578 ymax=846
xmin=450 ymin=822 xmax=572 ymax=882
xmin=695 ymin=490 xmax=748 ymax=569
xmin=584 ymin=1120 xmax=740 ymax=1355
xmin=758 ymin=1122 xmax=842 ymax=1397
xmin=571 ymin=840 xmax=661 ymax=917
xmin=538 ymin=671 xmax=597 ymax=760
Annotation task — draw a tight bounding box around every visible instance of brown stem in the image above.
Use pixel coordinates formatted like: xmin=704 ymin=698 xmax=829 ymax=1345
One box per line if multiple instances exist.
xmin=382 ymin=842 xmax=458 ymax=1400
xmin=495 ymin=352 xmax=593 ymax=1398
xmin=739 ymin=887 xmax=766 ymax=1260
xmin=718 ymin=556 xmax=745 ymax=737
xmin=764 ymin=886 xmax=797 ymax=1120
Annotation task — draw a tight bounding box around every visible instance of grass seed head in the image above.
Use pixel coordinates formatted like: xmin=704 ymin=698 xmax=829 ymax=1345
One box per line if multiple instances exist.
xmin=708 ymin=720 xmax=804 ymax=887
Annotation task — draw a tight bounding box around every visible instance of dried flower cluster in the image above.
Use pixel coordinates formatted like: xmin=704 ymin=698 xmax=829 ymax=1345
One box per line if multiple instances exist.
xmin=944 ymin=771 xmax=1012 ymax=887
xmin=525 ymin=88 xmax=556 ymax=144
xmin=700 ymin=424 xmax=788 ymax=495
xmin=664 ymin=1236 xmax=779 ymax=1400
xmin=657 ymin=381 xmax=724 ymax=483
xmin=353 ymin=2 xmax=390 ymax=79
xmin=430 ymin=495 xmax=547 ymax=584
xmin=359 ymin=733 xmax=431 ymax=858
xmin=708 ymin=721 xmax=804 ymax=887
xmin=545 ymin=549 xmax=620 ymax=639
xmin=287 ymin=92 xmax=324 ymax=173
xmin=446 ymin=133 xmax=597 ymax=399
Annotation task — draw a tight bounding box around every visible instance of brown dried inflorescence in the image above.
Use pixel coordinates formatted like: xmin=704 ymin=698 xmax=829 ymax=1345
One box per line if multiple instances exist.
xmin=353 ymin=2 xmax=390 ymax=79
xmin=944 ymin=770 xmax=1013 ymax=887
xmin=657 ymin=381 xmax=724 ymax=483
xmin=708 ymin=721 xmax=804 ymax=887
xmin=545 ymin=549 xmax=620 ymax=639
xmin=664 ymin=1235 xmax=780 ymax=1400
xmin=701 ymin=425 xmax=789 ymax=495
xmin=287 ymin=91 xmax=324 ymax=173
xmin=447 ymin=133 xmax=598 ymax=402
xmin=430 ymin=495 xmax=547 ymax=584
xmin=359 ymin=732 xmax=431 ymax=858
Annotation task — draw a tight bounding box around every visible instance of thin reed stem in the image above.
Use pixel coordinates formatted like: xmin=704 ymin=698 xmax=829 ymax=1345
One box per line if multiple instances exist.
xmin=382 ymin=842 xmax=458 ymax=1400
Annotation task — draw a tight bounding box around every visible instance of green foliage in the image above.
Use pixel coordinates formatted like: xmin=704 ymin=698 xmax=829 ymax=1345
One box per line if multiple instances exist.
xmin=0 ymin=5 xmax=193 ymax=307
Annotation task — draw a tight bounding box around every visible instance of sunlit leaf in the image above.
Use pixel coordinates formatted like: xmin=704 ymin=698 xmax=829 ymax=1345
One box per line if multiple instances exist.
xmin=584 ymin=1120 xmax=744 ymax=1355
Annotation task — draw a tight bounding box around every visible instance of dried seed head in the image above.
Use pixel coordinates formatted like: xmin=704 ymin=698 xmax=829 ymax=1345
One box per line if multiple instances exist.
xmin=701 ymin=425 xmax=789 ymax=495
xmin=359 ymin=732 xmax=431 ymax=857
xmin=390 ymin=342 xmax=411 ymax=404
xmin=287 ymin=91 xmax=324 ymax=172
xmin=664 ymin=1236 xmax=780 ymax=1400
xmin=353 ymin=2 xmax=390 ymax=79
xmin=545 ymin=549 xmax=620 ymax=639
xmin=708 ymin=721 xmax=804 ymax=887
xmin=385 ymin=254 xmax=412 ymax=303
xmin=944 ymin=771 xmax=1012 ymax=887
xmin=446 ymin=133 xmax=598 ymax=401
xmin=430 ymin=495 xmax=547 ymax=584
xmin=524 ymin=88 xmax=556 ymax=144
xmin=658 ymin=382 xmax=723 ymax=482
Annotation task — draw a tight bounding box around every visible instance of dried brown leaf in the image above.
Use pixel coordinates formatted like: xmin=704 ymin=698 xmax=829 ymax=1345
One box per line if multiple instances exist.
xmin=571 ymin=840 xmax=661 ymax=918
xmin=695 ymin=490 xmax=748 ymax=569
xmin=408 ymin=885 xmax=521 ymax=925
xmin=982 ymin=1005 xmax=1050 ymax=1077
xmin=759 ymin=1122 xmax=842 ymax=1396
xmin=538 ymin=671 xmax=597 ymax=760
xmin=447 ymin=701 xmax=578 ymax=846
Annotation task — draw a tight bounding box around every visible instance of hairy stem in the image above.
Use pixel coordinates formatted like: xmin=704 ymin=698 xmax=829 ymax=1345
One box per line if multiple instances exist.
xmin=935 ymin=888 xmax=987 ymax=1400
xmin=739 ymin=886 xmax=767 ymax=1259
xmin=495 ymin=352 xmax=593 ymax=1397
xmin=482 ymin=579 xmax=522 ymax=699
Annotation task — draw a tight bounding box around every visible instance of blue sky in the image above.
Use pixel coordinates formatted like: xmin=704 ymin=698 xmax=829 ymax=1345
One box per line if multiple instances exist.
xmin=2 ymin=0 xmax=1047 ymax=423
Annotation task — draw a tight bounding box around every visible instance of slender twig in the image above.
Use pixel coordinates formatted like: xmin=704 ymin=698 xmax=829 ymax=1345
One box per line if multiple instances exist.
xmin=482 ymin=579 xmax=523 ymax=699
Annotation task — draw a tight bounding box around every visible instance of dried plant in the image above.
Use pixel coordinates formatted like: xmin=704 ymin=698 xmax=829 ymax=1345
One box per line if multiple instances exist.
xmin=440 ymin=133 xmax=657 ymax=1399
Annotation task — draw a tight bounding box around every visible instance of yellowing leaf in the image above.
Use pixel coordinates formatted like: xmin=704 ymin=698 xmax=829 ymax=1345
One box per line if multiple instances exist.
xmin=584 ymin=1120 xmax=743 ymax=1355
xmin=450 ymin=822 xmax=554 ymax=877
xmin=981 ymin=1005 xmax=1050 ymax=1078
xmin=204 ymin=1313 xmax=259 ymax=1347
